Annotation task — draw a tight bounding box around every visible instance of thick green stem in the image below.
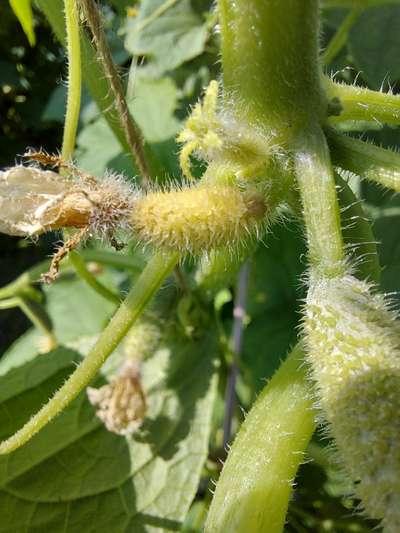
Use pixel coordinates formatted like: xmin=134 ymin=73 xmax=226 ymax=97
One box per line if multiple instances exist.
xmin=219 ymin=0 xmax=325 ymax=137
xmin=322 ymin=7 xmax=363 ymax=65
xmin=328 ymin=129 xmax=400 ymax=192
xmin=62 ymin=0 xmax=81 ymax=160
xmin=326 ymin=79 xmax=400 ymax=126
xmin=205 ymin=345 xmax=315 ymax=533
xmin=0 ymin=252 xmax=178 ymax=454
xmin=295 ymin=127 xmax=346 ymax=277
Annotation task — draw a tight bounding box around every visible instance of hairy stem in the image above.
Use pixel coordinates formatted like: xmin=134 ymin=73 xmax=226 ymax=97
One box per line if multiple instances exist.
xmin=295 ymin=127 xmax=346 ymax=277
xmin=219 ymin=0 xmax=325 ymax=137
xmin=0 ymin=252 xmax=178 ymax=454
xmin=62 ymin=0 xmax=81 ymax=160
xmin=78 ymin=0 xmax=150 ymax=183
xmin=328 ymin=129 xmax=400 ymax=192
xmin=326 ymin=78 xmax=400 ymax=126
xmin=18 ymin=296 xmax=57 ymax=350
xmin=61 ymin=0 xmax=122 ymax=303
xmin=335 ymin=173 xmax=380 ymax=283
xmin=206 ymin=345 xmax=315 ymax=533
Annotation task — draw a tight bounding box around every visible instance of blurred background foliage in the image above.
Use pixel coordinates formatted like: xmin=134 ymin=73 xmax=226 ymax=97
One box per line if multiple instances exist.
xmin=0 ymin=1 xmax=399 ymax=531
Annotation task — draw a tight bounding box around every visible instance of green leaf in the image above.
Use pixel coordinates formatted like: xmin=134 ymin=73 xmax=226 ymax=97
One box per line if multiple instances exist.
xmin=349 ymin=6 xmax=400 ymax=88
xmin=373 ymin=215 xmax=400 ymax=297
xmin=0 ymin=276 xmax=116 ymax=374
xmin=35 ymin=0 xmax=160 ymax=178
xmin=124 ymin=0 xmax=210 ymax=76
xmin=9 ymin=0 xmax=36 ymax=46
xmin=0 ymin=327 xmax=218 ymax=531
xmin=243 ymin=223 xmax=306 ymax=392
xmin=76 ymin=77 xmax=181 ymax=177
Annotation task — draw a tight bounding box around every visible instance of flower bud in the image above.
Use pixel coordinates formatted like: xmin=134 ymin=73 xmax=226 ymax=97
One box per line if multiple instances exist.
xmin=304 ymin=272 xmax=400 ymax=531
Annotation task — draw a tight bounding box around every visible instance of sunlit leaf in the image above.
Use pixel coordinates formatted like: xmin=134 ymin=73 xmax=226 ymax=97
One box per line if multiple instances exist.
xmin=9 ymin=0 xmax=36 ymax=46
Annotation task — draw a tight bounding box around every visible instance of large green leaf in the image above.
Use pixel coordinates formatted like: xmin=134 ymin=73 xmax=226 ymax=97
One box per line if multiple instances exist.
xmin=0 ymin=276 xmax=116 ymax=374
xmin=0 ymin=327 xmax=218 ymax=531
xmin=373 ymin=215 xmax=400 ymax=298
xmin=124 ymin=0 xmax=211 ymax=76
xmin=9 ymin=0 xmax=36 ymax=46
xmin=242 ymin=223 xmax=306 ymax=392
xmin=76 ymin=77 xmax=181 ymax=177
xmin=349 ymin=6 xmax=400 ymax=88
xmin=35 ymin=0 xmax=165 ymax=179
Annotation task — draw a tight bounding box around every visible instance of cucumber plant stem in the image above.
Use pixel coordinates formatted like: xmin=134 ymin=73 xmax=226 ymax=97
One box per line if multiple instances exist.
xmin=326 ymin=78 xmax=400 ymax=126
xmin=0 ymin=252 xmax=178 ymax=454
xmin=62 ymin=0 xmax=126 ymax=304
xmin=206 ymin=345 xmax=315 ymax=533
xmin=78 ymin=0 xmax=150 ymax=184
xmin=62 ymin=0 xmax=81 ymax=161
xmin=219 ymin=0 xmax=325 ymax=136
xmin=294 ymin=127 xmax=346 ymax=277
xmin=328 ymin=129 xmax=400 ymax=192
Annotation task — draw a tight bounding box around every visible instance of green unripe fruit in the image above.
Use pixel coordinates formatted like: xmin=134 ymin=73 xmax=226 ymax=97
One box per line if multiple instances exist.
xmin=131 ymin=185 xmax=268 ymax=255
xmin=305 ymin=272 xmax=400 ymax=532
xmin=205 ymin=346 xmax=315 ymax=533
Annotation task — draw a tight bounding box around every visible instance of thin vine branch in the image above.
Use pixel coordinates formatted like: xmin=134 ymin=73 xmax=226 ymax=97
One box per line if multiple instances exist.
xmin=322 ymin=6 xmax=363 ymax=65
xmin=59 ymin=0 xmax=129 ymax=303
xmin=62 ymin=0 xmax=81 ymax=160
xmin=78 ymin=0 xmax=151 ymax=184
xmin=68 ymin=251 xmax=120 ymax=305
xmin=0 ymin=252 xmax=178 ymax=454
xmin=326 ymin=78 xmax=400 ymax=126
xmin=328 ymin=129 xmax=400 ymax=192
xmin=223 ymin=261 xmax=250 ymax=448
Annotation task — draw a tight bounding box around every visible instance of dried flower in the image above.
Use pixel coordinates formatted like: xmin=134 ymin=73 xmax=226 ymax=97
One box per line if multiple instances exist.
xmin=0 ymin=163 xmax=138 ymax=281
xmin=87 ymin=360 xmax=147 ymax=436
xmin=0 ymin=166 xmax=90 ymax=236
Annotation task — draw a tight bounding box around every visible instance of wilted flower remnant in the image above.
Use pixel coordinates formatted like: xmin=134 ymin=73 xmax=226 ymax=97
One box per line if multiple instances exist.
xmin=0 ymin=162 xmax=136 ymax=281
xmin=0 ymin=166 xmax=89 ymax=236
xmin=87 ymin=360 xmax=147 ymax=436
